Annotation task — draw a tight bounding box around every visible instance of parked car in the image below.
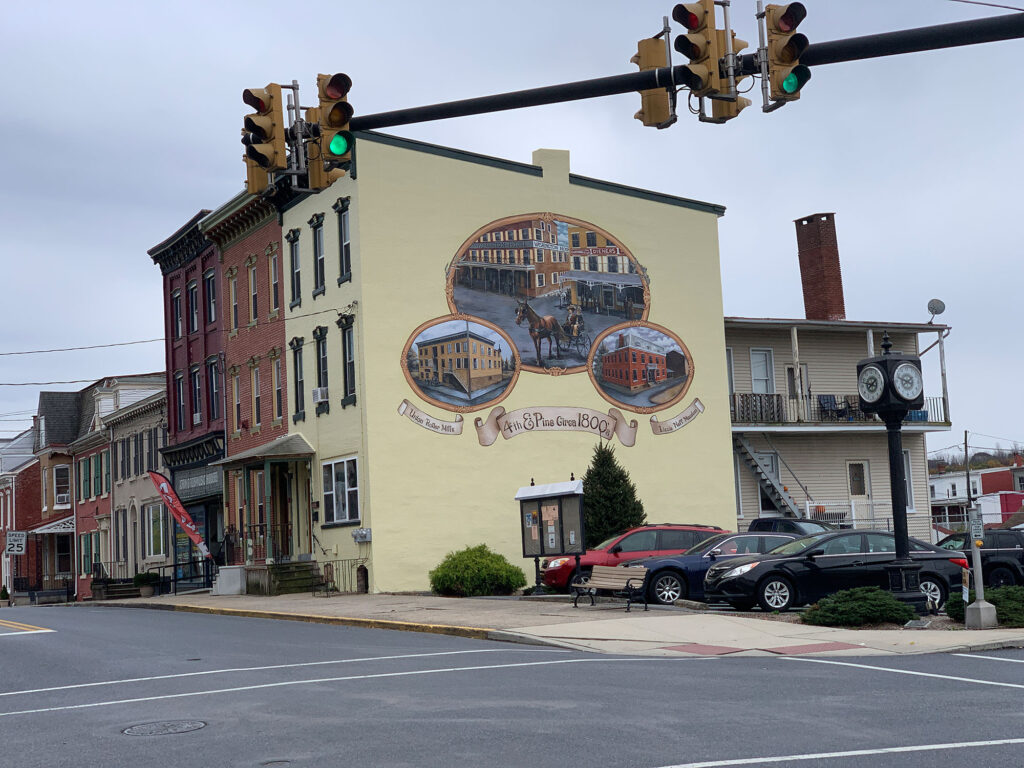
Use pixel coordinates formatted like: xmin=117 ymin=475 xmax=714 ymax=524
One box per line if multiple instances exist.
xmin=936 ymin=529 xmax=1024 ymax=587
xmin=703 ymin=530 xmax=969 ymax=611
xmin=540 ymin=523 xmax=723 ymax=591
xmin=747 ymin=517 xmax=838 ymax=536
xmin=623 ymin=532 xmax=798 ymax=605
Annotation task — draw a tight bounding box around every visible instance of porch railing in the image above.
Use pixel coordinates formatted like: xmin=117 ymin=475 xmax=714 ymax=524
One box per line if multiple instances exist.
xmin=244 ymin=523 xmax=294 ymax=563
xmin=92 ymin=561 xmax=136 ymax=581
xmin=731 ymin=393 xmax=946 ymax=426
xmin=800 ymin=498 xmax=895 ymax=532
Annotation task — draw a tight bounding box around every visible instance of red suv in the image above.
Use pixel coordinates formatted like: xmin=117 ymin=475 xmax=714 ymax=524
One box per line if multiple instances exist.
xmin=541 ymin=523 xmax=724 ymax=590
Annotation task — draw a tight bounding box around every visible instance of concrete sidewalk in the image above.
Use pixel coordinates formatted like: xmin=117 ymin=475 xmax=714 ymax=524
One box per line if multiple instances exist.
xmin=86 ymin=591 xmax=1024 ymax=657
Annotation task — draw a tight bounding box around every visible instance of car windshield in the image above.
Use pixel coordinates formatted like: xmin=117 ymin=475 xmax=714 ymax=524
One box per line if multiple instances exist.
xmin=684 ymin=533 xmax=732 ymax=555
xmin=936 ymin=533 xmax=968 ymax=551
xmin=766 ymin=532 xmax=832 ymax=555
xmin=794 ymin=520 xmax=835 ymax=534
xmin=593 ymin=535 xmax=620 ymax=551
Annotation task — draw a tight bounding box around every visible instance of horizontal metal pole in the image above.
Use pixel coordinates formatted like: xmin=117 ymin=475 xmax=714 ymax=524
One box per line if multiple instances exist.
xmin=351 ymin=13 xmax=1024 ymax=131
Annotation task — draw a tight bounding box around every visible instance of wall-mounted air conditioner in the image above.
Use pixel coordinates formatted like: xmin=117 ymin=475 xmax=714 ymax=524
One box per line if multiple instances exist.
xmin=312 ymin=387 xmax=329 ymax=404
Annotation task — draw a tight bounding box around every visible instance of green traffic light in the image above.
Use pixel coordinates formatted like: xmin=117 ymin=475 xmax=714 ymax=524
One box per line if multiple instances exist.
xmin=782 ymin=65 xmax=811 ymax=95
xmin=329 ymin=131 xmax=352 ymax=157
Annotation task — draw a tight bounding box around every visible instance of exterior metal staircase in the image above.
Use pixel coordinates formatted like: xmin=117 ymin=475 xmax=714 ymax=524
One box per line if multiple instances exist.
xmin=733 ymin=435 xmax=800 ymax=517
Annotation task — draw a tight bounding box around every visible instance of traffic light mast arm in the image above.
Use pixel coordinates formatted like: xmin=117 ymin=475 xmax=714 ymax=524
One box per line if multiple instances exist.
xmin=347 ymin=12 xmax=1024 ymax=132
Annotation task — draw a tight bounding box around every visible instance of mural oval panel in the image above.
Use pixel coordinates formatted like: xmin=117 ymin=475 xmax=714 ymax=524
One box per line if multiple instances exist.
xmin=401 ymin=315 xmax=520 ymax=413
xmin=588 ymin=322 xmax=694 ymax=414
xmin=447 ymin=213 xmax=650 ymax=374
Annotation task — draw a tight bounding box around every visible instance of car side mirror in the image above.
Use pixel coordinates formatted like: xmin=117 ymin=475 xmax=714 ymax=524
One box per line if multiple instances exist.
xmin=706 ymin=548 xmax=722 ymax=559
xmin=609 ymin=545 xmax=622 ymax=555
xmin=805 ymin=548 xmax=824 ymax=559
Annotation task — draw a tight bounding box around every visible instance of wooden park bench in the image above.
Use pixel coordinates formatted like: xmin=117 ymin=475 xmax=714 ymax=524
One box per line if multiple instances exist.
xmin=571 ymin=565 xmax=648 ymax=612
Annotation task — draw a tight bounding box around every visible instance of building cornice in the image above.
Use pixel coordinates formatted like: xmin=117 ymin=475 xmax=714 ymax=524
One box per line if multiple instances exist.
xmin=148 ymin=210 xmax=215 ymax=276
xmin=200 ymin=191 xmax=277 ymax=249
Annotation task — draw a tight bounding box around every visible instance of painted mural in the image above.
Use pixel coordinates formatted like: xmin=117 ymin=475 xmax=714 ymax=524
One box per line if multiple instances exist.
xmin=446 ymin=214 xmax=649 ymax=372
xmin=589 ymin=323 xmax=693 ymax=414
xmin=401 ymin=317 xmax=519 ymax=412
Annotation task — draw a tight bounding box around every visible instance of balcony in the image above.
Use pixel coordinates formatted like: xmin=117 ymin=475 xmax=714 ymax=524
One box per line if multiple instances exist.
xmin=730 ymin=393 xmax=947 ymax=427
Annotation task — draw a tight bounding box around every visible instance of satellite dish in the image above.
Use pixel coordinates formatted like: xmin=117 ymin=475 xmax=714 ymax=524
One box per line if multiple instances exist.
xmin=927 ymin=298 xmax=946 ymax=322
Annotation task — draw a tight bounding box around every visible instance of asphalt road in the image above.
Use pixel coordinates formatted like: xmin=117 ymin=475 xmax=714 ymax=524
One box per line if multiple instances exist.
xmin=3 ymin=605 xmax=1024 ymax=768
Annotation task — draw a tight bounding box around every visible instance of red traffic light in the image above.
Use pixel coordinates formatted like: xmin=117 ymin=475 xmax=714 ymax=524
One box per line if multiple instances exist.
xmin=322 ymin=73 xmax=352 ymax=101
xmin=774 ymin=2 xmax=807 ymax=33
xmin=672 ymin=3 xmax=704 ymax=31
xmin=242 ymin=88 xmax=268 ymax=113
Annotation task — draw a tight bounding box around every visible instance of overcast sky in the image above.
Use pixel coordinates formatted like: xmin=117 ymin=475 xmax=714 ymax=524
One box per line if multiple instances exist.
xmin=2 ymin=1 xmax=1021 ymax=461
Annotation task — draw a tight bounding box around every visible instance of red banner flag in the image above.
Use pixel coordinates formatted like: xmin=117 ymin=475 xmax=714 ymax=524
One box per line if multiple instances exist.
xmin=149 ymin=471 xmax=212 ymax=560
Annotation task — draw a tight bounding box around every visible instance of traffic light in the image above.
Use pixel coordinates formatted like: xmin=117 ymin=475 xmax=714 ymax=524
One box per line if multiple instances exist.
xmin=765 ymin=3 xmax=811 ymax=101
xmin=630 ymin=38 xmax=671 ymax=127
xmin=317 ymin=73 xmax=354 ymax=167
xmin=711 ymin=30 xmax=751 ymax=122
xmin=242 ymin=83 xmax=286 ymax=172
xmin=673 ymin=1 xmax=721 ymax=97
xmin=303 ymin=108 xmax=346 ymax=191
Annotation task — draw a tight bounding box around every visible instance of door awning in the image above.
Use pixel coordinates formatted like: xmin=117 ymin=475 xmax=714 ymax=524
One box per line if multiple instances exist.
xmin=30 ymin=516 xmax=75 ymax=534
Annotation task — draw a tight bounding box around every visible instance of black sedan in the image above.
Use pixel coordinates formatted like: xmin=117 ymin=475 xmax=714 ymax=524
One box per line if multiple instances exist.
xmin=703 ymin=530 xmax=970 ymax=612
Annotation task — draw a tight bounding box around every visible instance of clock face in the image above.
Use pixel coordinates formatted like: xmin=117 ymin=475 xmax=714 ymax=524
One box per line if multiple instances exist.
xmin=858 ymin=365 xmax=885 ymax=404
xmin=893 ymin=362 xmax=924 ymax=400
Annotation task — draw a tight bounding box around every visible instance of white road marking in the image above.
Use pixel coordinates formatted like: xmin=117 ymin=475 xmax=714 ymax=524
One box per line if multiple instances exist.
xmin=783 ymin=656 xmax=1024 ymax=689
xmin=0 ymin=630 xmax=54 ymax=638
xmin=0 ymin=657 xmax=665 ymax=717
xmin=0 ymin=648 xmax=568 ymax=698
xmin=652 ymin=737 xmax=1024 ymax=767
xmin=953 ymin=652 xmax=1024 ymax=663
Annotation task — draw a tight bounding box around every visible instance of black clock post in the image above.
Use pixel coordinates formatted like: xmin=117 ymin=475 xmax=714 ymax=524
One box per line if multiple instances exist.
xmin=856 ymin=332 xmax=929 ymax=612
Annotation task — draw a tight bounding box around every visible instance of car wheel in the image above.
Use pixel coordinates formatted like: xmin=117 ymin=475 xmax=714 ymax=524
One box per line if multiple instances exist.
xmin=988 ymin=566 xmax=1017 ymax=588
xmin=757 ymin=575 xmax=795 ymax=612
xmin=570 ymin=568 xmax=592 ymax=592
xmin=919 ymin=576 xmax=947 ymax=610
xmin=728 ymin=600 xmax=756 ymax=612
xmin=649 ymin=571 xmax=687 ymax=605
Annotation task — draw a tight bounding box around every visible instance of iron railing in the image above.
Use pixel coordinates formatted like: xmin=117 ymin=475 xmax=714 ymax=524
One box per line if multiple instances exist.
xmin=146 ymin=559 xmax=218 ymax=595
xmin=244 ymin=523 xmax=294 ymax=563
xmin=730 ymin=393 xmax=946 ymax=425
xmin=92 ymin=561 xmax=136 ymax=581
xmin=313 ymin=558 xmax=369 ymax=595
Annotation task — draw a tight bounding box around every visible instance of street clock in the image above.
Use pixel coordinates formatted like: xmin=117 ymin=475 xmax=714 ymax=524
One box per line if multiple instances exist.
xmin=856 ymin=333 xmax=924 ymax=415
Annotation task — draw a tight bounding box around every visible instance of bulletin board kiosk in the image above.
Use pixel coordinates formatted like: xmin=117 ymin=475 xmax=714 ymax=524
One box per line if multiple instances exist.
xmin=516 ymin=479 xmax=586 ymax=590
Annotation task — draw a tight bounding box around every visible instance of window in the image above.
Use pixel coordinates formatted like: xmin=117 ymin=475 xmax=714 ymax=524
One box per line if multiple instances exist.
xmin=311 ymin=214 xmax=325 ymax=293
xmin=255 ymin=471 xmax=266 ymax=527
xmin=287 ymin=230 xmax=302 ymax=305
xmin=252 ymin=366 xmax=261 ymax=427
xmin=204 ymin=270 xmax=217 ymax=324
xmin=608 ymin=256 xmax=618 ymax=273
xmin=269 ymin=253 xmax=280 ymax=312
xmin=573 ymin=256 xmax=581 ymax=270
xmin=1018 ymin=476 xmax=1024 ymax=492
xmin=207 ymin=359 xmax=220 ymax=420
xmin=334 ymin=198 xmax=351 ymax=282
xmin=54 ymin=465 xmax=70 ymax=505
xmin=79 ymin=534 xmax=92 ymax=576
xmin=232 ymin=374 xmax=241 ymax=431
xmin=273 ymin=358 xmax=283 ymax=420
xmin=134 ymin=433 xmax=143 ymax=476
xmin=249 ymin=264 xmax=258 ymax=322
xmin=536 ymin=273 xmax=545 ymax=288
xmin=618 ymin=530 xmax=657 ymax=552
xmin=322 ymin=457 xmax=359 ymax=524
xmin=190 ymin=367 xmax=202 ymax=424
xmin=930 ymin=485 xmax=936 ymax=498
xmin=314 ymin=328 xmax=329 ymax=389
xmin=229 ymin=277 xmax=238 ymax=330
xmin=291 ymin=340 xmax=305 ymax=418
xmin=175 ymin=373 xmax=185 ymax=431
xmin=171 ymin=291 xmax=182 ymax=339
xmin=750 ymin=349 xmax=775 ymax=394
xmin=145 ymin=503 xmax=167 ymax=557
xmin=102 ymin=450 xmax=110 ymax=494
xmin=186 ymin=282 xmax=198 ymax=333
xmin=586 ymin=231 xmax=597 ymax=247
xmin=340 ymin=324 xmax=354 ymax=403
xmin=588 ymin=256 xmax=598 ymax=272
xmin=659 ymin=530 xmax=698 ymax=550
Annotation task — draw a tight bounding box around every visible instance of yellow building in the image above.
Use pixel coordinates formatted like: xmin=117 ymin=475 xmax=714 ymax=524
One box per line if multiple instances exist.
xmin=280 ymin=132 xmax=732 ymax=592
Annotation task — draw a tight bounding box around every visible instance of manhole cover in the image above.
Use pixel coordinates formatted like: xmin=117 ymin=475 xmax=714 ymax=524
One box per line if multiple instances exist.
xmin=122 ymin=721 xmax=207 ymax=736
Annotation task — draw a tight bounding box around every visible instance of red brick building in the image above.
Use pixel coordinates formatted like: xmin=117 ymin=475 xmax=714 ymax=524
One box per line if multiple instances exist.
xmin=149 ymin=210 xmax=228 ymax=570
xmin=199 ymin=191 xmax=294 ymax=565
xmin=600 ymin=330 xmax=668 ymax=392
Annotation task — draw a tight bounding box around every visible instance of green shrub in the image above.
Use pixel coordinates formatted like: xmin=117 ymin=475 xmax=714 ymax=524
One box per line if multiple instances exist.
xmin=429 ymin=544 xmax=527 ymax=597
xmin=801 ymin=586 xmax=916 ymax=627
xmin=133 ymin=571 xmax=160 ymax=587
xmin=0 ymin=585 xmax=8 ymax=601
xmin=946 ymin=586 xmax=1024 ymax=626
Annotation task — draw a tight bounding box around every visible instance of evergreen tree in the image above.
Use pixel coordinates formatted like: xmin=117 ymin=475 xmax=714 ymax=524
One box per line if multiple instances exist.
xmin=582 ymin=442 xmax=645 ymax=547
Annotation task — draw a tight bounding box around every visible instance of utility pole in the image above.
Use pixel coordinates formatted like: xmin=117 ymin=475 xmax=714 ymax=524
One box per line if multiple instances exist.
xmin=965 ymin=429 xmax=998 ymax=628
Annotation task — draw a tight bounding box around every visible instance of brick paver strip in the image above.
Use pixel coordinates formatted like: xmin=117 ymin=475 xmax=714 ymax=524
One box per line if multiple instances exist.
xmin=760 ymin=641 xmax=864 ymax=654
xmin=661 ymin=644 xmax=745 ymax=655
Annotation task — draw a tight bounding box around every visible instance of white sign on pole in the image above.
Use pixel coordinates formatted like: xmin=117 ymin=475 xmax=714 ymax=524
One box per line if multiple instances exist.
xmin=971 ymin=521 xmax=984 ymax=540
xmin=4 ymin=532 xmax=27 ymax=556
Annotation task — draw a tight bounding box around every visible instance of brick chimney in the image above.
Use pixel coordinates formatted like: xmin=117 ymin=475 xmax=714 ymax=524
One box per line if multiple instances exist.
xmin=795 ymin=212 xmax=846 ymax=321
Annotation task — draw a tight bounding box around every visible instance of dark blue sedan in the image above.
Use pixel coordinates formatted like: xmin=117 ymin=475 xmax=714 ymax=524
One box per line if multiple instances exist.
xmin=625 ymin=532 xmax=797 ymax=605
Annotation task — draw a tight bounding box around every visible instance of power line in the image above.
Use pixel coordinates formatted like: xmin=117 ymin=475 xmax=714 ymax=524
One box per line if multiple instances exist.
xmin=0 ymin=338 xmax=163 ymax=356
xmin=948 ymin=0 xmax=1024 ymax=12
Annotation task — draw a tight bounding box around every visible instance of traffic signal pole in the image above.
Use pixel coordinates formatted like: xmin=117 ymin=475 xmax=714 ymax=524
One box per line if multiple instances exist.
xmin=350 ymin=13 xmax=1024 ymax=132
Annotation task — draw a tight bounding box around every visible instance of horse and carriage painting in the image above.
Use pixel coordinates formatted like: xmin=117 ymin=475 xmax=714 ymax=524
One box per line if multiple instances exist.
xmin=513 ymin=300 xmax=592 ymax=366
